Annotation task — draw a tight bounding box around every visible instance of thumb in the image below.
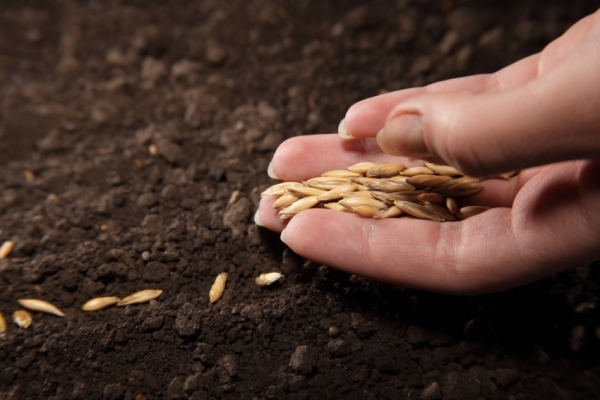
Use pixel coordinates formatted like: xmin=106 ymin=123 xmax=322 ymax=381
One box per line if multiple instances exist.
xmin=376 ymin=56 xmax=600 ymax=176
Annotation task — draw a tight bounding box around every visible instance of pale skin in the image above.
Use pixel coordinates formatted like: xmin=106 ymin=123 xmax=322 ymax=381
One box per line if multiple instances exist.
xmin=255 ymin=9 xmax=600 ymax=295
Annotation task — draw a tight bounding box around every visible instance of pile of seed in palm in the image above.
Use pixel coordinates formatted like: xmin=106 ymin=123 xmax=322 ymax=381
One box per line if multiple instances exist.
xmin=262 ymin=162 xmax=513 ymax=222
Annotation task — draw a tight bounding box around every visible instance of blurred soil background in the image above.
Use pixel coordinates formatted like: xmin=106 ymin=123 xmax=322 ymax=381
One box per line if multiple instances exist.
xmin=1 ymin=0 xmax=600 ymax=399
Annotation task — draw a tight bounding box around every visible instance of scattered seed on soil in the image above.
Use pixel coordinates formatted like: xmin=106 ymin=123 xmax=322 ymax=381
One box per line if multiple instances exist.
xmin=13 ymin=310 xmax=33 ymax=328
xmin=228 ymin=189 xmax=241 ymax=204
xmin=255 ymin=272 xmax=284 ymax=286
xmin=18 ymin=299 xmax=65 ymax=317
xmin=81 ymin=296 xmax=121 ymax=311
xmin=210 ymin=272 xmax=228 ymax=303
xmin=117 ymin=290 xmax=163 ymax=306
xmin=0 ymin=240 xmax=14 ymax=259
xmin=0 ymin=311 xmax=6 ymax=339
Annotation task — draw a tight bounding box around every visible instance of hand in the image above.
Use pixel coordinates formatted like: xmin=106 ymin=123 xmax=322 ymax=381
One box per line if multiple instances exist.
xmin=255 ymin=10 xmax=600 ymax=294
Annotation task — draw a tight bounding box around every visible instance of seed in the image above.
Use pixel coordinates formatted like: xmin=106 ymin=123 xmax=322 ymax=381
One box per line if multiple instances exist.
xmin=81 ymin=296 xmax=120 ymax=311
xmin=285 ymin=186 xmax=327 ymax=197
xmin=434 ymin=176 xmax=479 ymax=192
xmin=445 ymin=197 xmax=458 ymax=214
xmin=209 ymin=272 xmax=228 ymax=303
xmin=273 ymin=193 xmax=299 ymax=209
xmin=324 ymin=203 xmax=352 ymax=212
xmin=351 ymin=205 xmax=382 ymax=218
xmin=348 ymin=162 xmax=378 ymax=174
xmin=0 ymin=241 xmax=14 ymax=259
xmin=440 ymin=183 xmax=483 ymax=197
xmin=261 ymin=182 xmax=304 ymax=197
xmin=18 ymin=299 xmax=65 ymax=317
xmin=366 ymin=163 xmax=405 ymax=178
xmin=352 ymin=177 xmax=379 ymax=185
xmin=117 ymin=289 xmax=163 ymax=306
xmin=373 ymin=205 xmax=403 ymax=219
xmin=393 ymin=201 xmax=444 ymax=222
xmin=424 ymin=162 xmax=463 ymax=176
xmin=387 ymin=175 xmax=410 ymax=183
xmin=321 ymin=170 xmax=361 ymax=178
xmin=228 ymin=190 xmax=240 ymax=205
xmin=455 ymin=206 xmax=491 ymax=220
xmin=305 ymin=178 xmax=353 ymax=190
xmin=365 ymin=180 xmax=415 ymax=193
xmin=377 ymin=190 xmax=426 ymax=202
xmin=417 ymin=192 xmax=445 ymax=204
xmin=13 ymin=310 xmax=32 ymax=328
xmin=255 ymin=272 xmax=284 ymax=286
xmin=0 ymin=311 xmax=6 ymax=339
xmin=317 ymin=184 xmax=356 ymax=201
xmin=423 ymin=203 xmax=456 ymax=221
xmin=342 ymin=191 xmax=375 ymax=199
xmin=406 ymin=175 xmax=454 ymax=187
xmin=339 ymin=197 xmax=387 ymax=210
xmin=279 ymin=196 xmax=320 ymax=220
xmin=401 ymin=166 xmax=434 ymax=176
xmin=148 ymin=144 xmax=159 ymax=157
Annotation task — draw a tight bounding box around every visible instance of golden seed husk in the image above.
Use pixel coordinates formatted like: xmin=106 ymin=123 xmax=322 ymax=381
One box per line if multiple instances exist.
xmin=13 ymin=310 xmax=32 ymax=328
xmin=455 ymin=206 xmax=491 ymax=220
xmin=445 ymin=197 xmax=458 ymax=214
xmin=209 ymin=272 xmax=228 ymax=303
xmin=317 ymin=184 xmax=357 ymax=201
xmin=365 ymin=180 xmax=415 ymax=193
xmin=373 ymin=205 xmax=403 ymax=219
xmin=279 ymin=196 xmax=320 ymax=220
xmin=261 ymin=182 xmax=304 ymax=197
xmin=406 ymin=174 xmax=454 ymax=187
xmin=286 ymin=186 xmax=327 ymax=197
xmin=401 ymin=166 xmax=434 ymax=176
xmin=339 ymin=197 xmax=387 ymax=210
xmin=348 ymin=162 xmax=378 ymax=174
xmin=321 ymin=170 xmax=361 ymax=178
xmin=393 ymin=201 xmax=444 ymax=222
xmin=273 ymin=193 xmax=299 ymax=209
xmin=0 ymin=240 xmax=14 ymax=259
xmin=351 ymin=205 xmax=382 ymax=218
xmin=417 ymin=192 xmax=445 ymax=204
xmin=0 ymin=311 xmax=7 ymax=339
xmin=117 ymin=289 xmax=163 ymax=306
xmin=366 ymin=163 xmax=405 ymax=178
xmin=255 ymin=272 xmax=284 ymax=286
xmin=424 ymin=162 xmax=463 ymax=176
xmin=18 ymin=299 xmax=65 ymax=317
xmin=423 ymin=202 xmax=457 ymax=221
xmin=324 ymin=203 xmax=353 ymax=212
xmin=342 ymin=191 xmax=375 ymax=199
xmin=81 ymin=296 xmax=120 ymax=312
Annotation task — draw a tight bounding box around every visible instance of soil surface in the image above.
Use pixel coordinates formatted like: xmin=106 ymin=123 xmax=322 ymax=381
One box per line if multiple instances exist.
xmin=1 ymin=1 xmax=600 ymax=399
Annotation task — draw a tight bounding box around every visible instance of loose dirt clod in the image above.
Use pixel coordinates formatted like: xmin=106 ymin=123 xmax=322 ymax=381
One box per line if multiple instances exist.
xmin=81 ymin=296 xmax=121 ymax=311
xmin=117 ymin=290 xmax=163 ymax=306
xmin=209 ymin=272 xmax=228 ymax=303
xmin=18 ymin=299 xmax=65 ymax=317
xmin=13 ymin=310 xmax=33 ymax=328
xmin=255 ymin=272 xmax=284 ymax=286
xmin=0 ymin=240 xmax=14 ymax=259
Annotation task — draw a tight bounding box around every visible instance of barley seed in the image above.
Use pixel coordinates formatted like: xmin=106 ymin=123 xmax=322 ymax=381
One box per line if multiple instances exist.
xmin=424 ymin=162 xmax=462 ymax=176
xmin=0 ymin=311 xmax=6 ymax=339
xmin=417 ymin=192 xmax=445 ymax=204
xmin=373 ymin=205 xmax=403 ymax=219
xmin=0 ymin=241 xmax=14 ymax=259
xmin=321 ymin=170 xmax=361 ymax=178
xmin=273 ymin=193 xmax=299 ymax=209
xmin=324 ymin=203 xmax=352 ymax=212
xmin=18 ymin=299 xmax=65 ymax=317
xmin=317 ymin=184 xmax=357 ymax=201
xmin=401 ymin=166 xmax=434 ymax=176
xmin=13 ymin=310 xmax=32 ymax=328
xmin=393 ymin=201 xmax=444 ymax=222
xmin=456 ymin=206 xmax=491 ymax=220
xmin=255 ymin=272 xmax=284 ymax=286
xmin=279 ymin=196 xmax=320 ymax=220
xmin=445 ymin=197 xmax=458 ymax=214
xmin=365 ymin=180 xmax=415 ymax=193
xmin=82 ymin=296 xmax=121 ymax=311
xmin=406 ymin=174 xmax=454 ymax=187
xmin=348 ymin=162 xmax=378 ymax=174
xmin=209 ymin=272 xmax=228 ymax=303
xmin=351 ymin=205 xmax=382 ymax=218
xmin=339 ymin=197 xmax=387 ymax=210
xmin=117 ymin=289 xmax=163 ymax=306
xmin=286 ymin=186 xmax=327 ymax=198
xmin=366 ymin=163 xmax=405 ymax=178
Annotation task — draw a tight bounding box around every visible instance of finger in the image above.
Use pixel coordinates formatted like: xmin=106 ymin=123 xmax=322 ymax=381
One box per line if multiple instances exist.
xmin=255 ymin=196 xmax=286 ymax=233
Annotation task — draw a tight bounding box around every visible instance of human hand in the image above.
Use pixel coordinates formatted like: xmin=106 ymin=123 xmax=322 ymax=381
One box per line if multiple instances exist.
xmin=255 ymin=10 xmax=600 ymax=294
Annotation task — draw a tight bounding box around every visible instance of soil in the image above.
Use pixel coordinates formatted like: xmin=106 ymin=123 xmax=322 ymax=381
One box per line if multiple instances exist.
xmin=1 ymin=0 xmax=600 ymax=399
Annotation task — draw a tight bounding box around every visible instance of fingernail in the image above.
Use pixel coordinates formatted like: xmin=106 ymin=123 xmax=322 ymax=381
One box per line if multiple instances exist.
xmin=338 ymin=119 xmax=354 ymax=139
xmin=254 ymin=210 xmax=264 ymax=227
xmin=280 ymin=229 xmax=287 ymax=243
xmin=376 ymin=114 xmax=429 ymax=157
xmin=267 ymin=161 xmax=279 ymax=179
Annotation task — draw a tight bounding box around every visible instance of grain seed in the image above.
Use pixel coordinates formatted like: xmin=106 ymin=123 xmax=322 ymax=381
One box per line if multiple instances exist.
xmin=321 ymin=170 xmax=361 ymax=178
xmin=445 ymin=197 xmax=458 ymax=214
xmin=342 ymin=191 xmax=376 ymax=199
xmin=317 ymin=184 xmax=356 ymax=201
xmin=434 ymin=176 xmax=479 ymax=192
xmin=255 ymin=272 xmax=284 ymax=286
xmin=351 ymin=205 xmax=382 ymax=218
xmin=417 ymin=192 xmax=445 ymax=204
xmin=440 ymin=183 xmax=483 ymax=197
xmin=393 ymin=201 xmax=444 ymax=222
xmin=285 ymin=186 xmax=327 ymax=198
xmin=366 ymin=163 xmax=405 ymax=178
xmin=209 ymin=272 xmax=228 ymax=303
xmin=278 ymin=196 xmax=320 ymax=220
xmin=273 ymin=193 xmax=299 ymax=209
xmin=0 ymin=311 xmax=6 ymax=339
xmin=406 ymin=174 xmax=454 ymax=187
xmin=261 ymin=182 xmax=304 ymax=197
xmin=374 ymin=205 xmax=403 ymax=219
xmin=13 ymin=310 xmax=32 ymax=328
xmin=0 ymin=241 xmax=14 ymax=259
xmin=424 ymin=162 xmax=463 ymax=176
xmin=365 ymin=180 xmax=415 ymax=193
xmin=18 ymin=299 xmax=65 ymax=317
xmin=455 ymin=206 xmax=491 ymax=220
xmin=348 ymin=162 xmax=378 ymax=174
xmin=339 ymin=197 xmax=387 ymax=210
xmin=423 ymin=203 xmax=456 ymax=221
xmin=117 ymin=289 xmax=163 ymax=306
xmin=401 ymin=166 xmax=434 ymax=176
xmin=305 ymin=178 xmax=352 ymax=190
xmin=323 ymin=203 xmax=352 ymax=212
xmin=81 ymin=296 xmax=120 ymax=312
xmin=228 ymin=190 xmax=240 ymax=204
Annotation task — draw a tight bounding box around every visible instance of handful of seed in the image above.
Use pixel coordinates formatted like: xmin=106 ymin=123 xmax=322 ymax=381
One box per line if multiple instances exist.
xmin=262 ymin=161 xmax=508 ymax=222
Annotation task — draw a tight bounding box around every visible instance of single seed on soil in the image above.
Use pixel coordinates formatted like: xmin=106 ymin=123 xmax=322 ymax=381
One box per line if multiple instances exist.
xmin=321 ymin=170 xmax=361 ymax=178
xmin=401 ymin=166 xmax=434 ymax=176
xmin=13 ymin=310 xmax=32 ymax=328
xmin=393 ymin=201 xmax=444 ymax=222
xmin=339 ymin=197 xmax=387 ymax=210
xmin=317 ymin=184 xmax=356 ymax=201
xmin=81 ymin=296 xmax=121 ymax=311
xmin=255 ymin=272 xmax=284 ymax=286
xmin=366 ymin=163 xmax=405 ymax=178
xmin=117 ymin=289 xmax=163 ymax=306
xmin=0 ymin=241 xmax=14 ymax=259
xmin=210 ymin=272 xmax=228 ymax=303
xmin=456 ymin=206 xmax=491 ymax=220
xmin=273 ymin=193 xmax=299 ymax=209
xmin=0 ymin=311 xmax=6 ymax=339
xmin=18 ymin=299 xmax=65 ymax=317
xmin=228 ymin=189 xmax=240 ymax=204
xmin=148 ymin=144 xmax=158 ymax=157
xmin=424 ymin=162 xmax=462 ymax=176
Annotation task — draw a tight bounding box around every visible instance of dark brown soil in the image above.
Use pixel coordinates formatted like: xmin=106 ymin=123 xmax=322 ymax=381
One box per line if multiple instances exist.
xmin=1 ymin=1 xmax=600 ymax=399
